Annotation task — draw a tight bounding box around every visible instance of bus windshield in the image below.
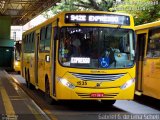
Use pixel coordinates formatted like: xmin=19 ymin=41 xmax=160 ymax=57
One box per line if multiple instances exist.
xmin=15 ymin=41 xmax=21 ymax=61
xmin=59 ymin=27 xmax=135 ymax=69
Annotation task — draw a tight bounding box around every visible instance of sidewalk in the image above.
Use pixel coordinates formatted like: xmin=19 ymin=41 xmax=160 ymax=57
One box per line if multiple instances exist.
xmin=0 ymin=70 xmax=49 ymax=120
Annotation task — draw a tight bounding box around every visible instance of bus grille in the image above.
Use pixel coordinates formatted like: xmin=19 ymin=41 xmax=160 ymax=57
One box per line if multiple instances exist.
xmin=71 ymin=73 xmax=125 ymax=81
xmin=76 ymin=92 xmax=118 ymax=98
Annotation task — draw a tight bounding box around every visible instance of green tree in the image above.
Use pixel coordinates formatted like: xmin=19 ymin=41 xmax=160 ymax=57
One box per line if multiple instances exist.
xmin=42 ymin=0 xmax=160 ymax=25
xmin=42 ymin=0 xmax=116 ymax=18
xmin=112 ymin=0 xmax=160 ymax=25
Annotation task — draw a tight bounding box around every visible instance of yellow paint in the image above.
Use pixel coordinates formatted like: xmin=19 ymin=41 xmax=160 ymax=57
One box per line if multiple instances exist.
xmin=26 ymin=104 xmax=43 ymax=120
xmin=0 ymin=86 xmax=15 ymax=115
xmin=143 ymin=58 xmax=160 ymax=99
xmin=135 ymin=20 xmax=160 ymax=100
xmin=22 ymin=11 xmax=135 ymax=101
xmin=43 ymin=109 xmax=58 ymax=120
xmin=0 ymin=78 xmax=17 ymax=119
xmin=14 ymin=60 xmax=21 ymax=72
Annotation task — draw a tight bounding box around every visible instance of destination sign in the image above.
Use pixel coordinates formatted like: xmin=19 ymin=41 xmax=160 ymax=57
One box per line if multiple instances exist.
xmin=65 ymin=13 xmax=130 ymax=25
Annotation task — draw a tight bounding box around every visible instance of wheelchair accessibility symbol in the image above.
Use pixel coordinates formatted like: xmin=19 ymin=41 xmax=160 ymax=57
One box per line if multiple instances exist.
xmin=99 ymin=57 xmax=110 ymax=68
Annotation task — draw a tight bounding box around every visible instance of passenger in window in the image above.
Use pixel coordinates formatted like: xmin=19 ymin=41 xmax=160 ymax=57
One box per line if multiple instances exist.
xmin=102 ymin=42 xmax=120 ymax=66
xmin=89 ymin=31 xmax=99 ymax=58
xmin=81 ymin=38 xmax=92 ymax=57
xmin=147 ymin=51 xmax=153 ymax=57
xmin=63 ymin=36 xmax=73 ymax=61
xmin=153 ymin=51 xmax=160 ymax=57
xmin=109 ymin=42 xmax=120 ymax=53
xmin=72 ymin=34 xmax=81 ymax=56
xmin=123 ymin=43 xmax=130 ymax=53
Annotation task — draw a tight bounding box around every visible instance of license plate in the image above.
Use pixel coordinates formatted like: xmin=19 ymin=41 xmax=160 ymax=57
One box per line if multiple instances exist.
xmin=90 ymin=93 xmax=104 ymax=98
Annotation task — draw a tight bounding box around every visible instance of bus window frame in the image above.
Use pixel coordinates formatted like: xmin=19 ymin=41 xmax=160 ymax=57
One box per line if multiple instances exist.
xmin=58 ymin=26 xmax=136 ymax=69
xmin=146 ymin=28 xmax=160 ymax=58
xmin=39 ymin=24 xmax=52 ymax=53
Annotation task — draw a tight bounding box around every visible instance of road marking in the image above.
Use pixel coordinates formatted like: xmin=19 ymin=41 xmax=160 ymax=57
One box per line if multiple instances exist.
xmin=0 ymin=72 xmax=15 ymax=115
xmin=11 ymin=75 xmax=51 ymax=120
xmin=30 ymin=99 xmax=51 ymax=120
xmin=10 ymin=75 xmax=42 ymax=120
xmin=43 ymin=109 xmax=58 ymax=120
xmin=9 ymin=96 xmax=24 ymax=101
xmin=0 ymin=86 xmax=15 ymax=115
xmin=27 ymin=104 xmax=44 ymax=120
xmin=0 ymin=75 xmax=17 ymax=120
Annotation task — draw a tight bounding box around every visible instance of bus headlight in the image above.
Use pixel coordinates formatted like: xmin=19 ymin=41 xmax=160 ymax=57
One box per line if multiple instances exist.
xmin=120 ymin=78 xmax=135 ymax=90
xmin=58 ymin=77 xmax=75 ymax=89
xmin=15 ymin=61 xmax=19 ymax=66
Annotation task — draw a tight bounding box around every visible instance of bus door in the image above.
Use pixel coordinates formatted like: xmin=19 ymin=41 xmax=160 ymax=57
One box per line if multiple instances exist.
xmin=51 ymin=26 xmax=58 ymax=96
xmin=136 ymin=32 xmax=148 ymax=92
xmin=35 ymin=33 xmax=40 ymax=88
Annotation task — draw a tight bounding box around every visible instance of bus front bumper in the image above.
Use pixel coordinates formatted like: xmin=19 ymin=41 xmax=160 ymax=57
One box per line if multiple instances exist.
xmin=54 ymin=82 xmax=135 ymax=100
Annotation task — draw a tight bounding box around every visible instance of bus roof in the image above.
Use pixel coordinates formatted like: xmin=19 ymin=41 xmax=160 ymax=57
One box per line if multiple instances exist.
xmin=135 ymin=20 xmax=160 ymax=30
xmin=23 ymin=11 xmax=133 ymax=35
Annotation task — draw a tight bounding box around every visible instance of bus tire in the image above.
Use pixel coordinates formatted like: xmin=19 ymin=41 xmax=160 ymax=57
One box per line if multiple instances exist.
xmin=26 ymin=69 xmax=33 ymax=89
xmin=45 ymin=78 xmax=53 ymax=104
xmin=25 ymin=68 xmax=29 ymax=87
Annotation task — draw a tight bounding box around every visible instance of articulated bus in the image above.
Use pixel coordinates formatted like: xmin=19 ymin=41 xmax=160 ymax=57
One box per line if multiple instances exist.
xmin=135 ymin=21 xmax=160 ymax=99
xmin=21 ymin=11 xmax=136 ymax=105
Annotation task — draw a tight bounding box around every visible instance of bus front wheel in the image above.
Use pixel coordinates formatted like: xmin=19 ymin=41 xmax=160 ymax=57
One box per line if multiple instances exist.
xmin=26 ymin=70 xmax=33 ymax=89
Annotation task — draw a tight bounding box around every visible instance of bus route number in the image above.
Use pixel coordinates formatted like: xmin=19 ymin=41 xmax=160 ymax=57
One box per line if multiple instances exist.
xmin=77 ymin=81 xmax=87 ymax=86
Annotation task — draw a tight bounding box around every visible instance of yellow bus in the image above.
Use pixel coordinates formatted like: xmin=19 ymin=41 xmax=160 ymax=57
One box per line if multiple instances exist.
xmin=14 ymin=41 xmax=21 ymax=74
xmin=21 ymin=11 xmax=136 ymax=104
xmin=135 ymin=21 xmax=160 ymax=99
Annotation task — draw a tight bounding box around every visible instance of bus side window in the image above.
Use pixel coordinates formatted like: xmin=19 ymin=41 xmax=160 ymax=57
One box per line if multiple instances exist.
xmin=40 ymin=27 xmax=45 ymax=52
xmin=45 ymin=24 xmax=52 ymax=51
xmin=147 ymin=29 xmax=160 ymax=58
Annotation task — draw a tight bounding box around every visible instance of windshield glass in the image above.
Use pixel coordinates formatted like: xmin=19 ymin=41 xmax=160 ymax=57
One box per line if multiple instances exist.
xmin=59 ymin=27 xmax=135 ymax=69
xmin=15 ymin=42 xmax=21 ymax=61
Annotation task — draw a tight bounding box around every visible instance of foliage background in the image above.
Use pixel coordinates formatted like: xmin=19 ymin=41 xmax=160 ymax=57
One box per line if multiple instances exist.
xmin=42 ymin=0 xmax=160 ymax=25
